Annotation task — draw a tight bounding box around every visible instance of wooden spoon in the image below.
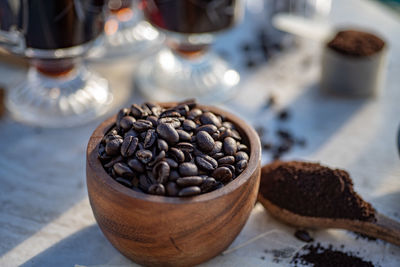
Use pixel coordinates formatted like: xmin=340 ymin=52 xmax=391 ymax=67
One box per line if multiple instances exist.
xmin=258 ymin=194 xmax=400 ymax=246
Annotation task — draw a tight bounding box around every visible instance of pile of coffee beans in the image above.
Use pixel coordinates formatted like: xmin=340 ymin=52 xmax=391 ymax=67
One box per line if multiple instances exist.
xmin=98 ymin=100 xmax=250 ymax=197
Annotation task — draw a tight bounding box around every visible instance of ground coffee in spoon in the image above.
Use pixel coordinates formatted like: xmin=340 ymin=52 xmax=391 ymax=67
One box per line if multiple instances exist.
xmin=259 ymin=161 xmax=375 ymax=221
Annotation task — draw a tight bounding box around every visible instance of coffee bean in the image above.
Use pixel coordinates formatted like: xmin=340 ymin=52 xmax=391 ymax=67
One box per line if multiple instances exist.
xmin=164 ymin=158 xmax=178 ymax=168
xmin=158 ymin=117 xmax=181 ymax=128
xmin=222 ymin=121 xmax=234 ymax=129
xmin=147 ymin=150 xmax=166 ymax=167
xmin=177 ymin=129 xmax=191 ymax=142
xmin=197 ymin=131 xmax=215 ymax=152
xmin=237 ymin=143 xmax=248 ymax=152
xmin=212 ymin=152 xmax=225 ymax=160
xmin=148 ymin=183 xmax=166 ymax=195
xmin=160 ymin=109 xmax=181 ymax=118
xmin=133 ymin=119 xmax=153 ymax=132
xmin=169 ymin=147 xmax=185 ymax=163
xmin=196 ymin=155 xmax=218 ymax=171
xmin=236 ymin=159 xmax=248 ymax=174
xmin=104 ymin=155 xmax=123 ymax=168
xmin=212 ymin=167 xmax=232 ymax=183
xmin=166 ymin=181 xmax=179 ymax=196
xmin=223 ymin=137 xmax=237 ymax=156
xmin=178 ymin=186 xmax=201 ymax=197
xmin=153 ymin=161 xmax=170 ymax=184
xmin=235 ymin=151 xmax=249 ymax=162
xmin=144 ymin=129 xmax=157 ymax=148
xmin=113 ymin=163 xmax=134 ymax=179
xmin=294 ymin=230 xmax=314 ymax=243
xmin=130 ymin=104 xmax=145 ymax=118
xmin=139 ymin=174 xmax=153 ymax=191
xmin=169 ymin=170 xmax=180 ymax=181
xmin=157 ymin=139 xmax=169 ymax=151
xmin=115 ymin=177 xmax=133 ymax=187
xmin=157 ymin=123 xmax=179 ymax=144
xmin=196 ymin=124 xmax=218 ymax=135
xmin=176 ymin=142 xmax=194 ymax=153
xmin=116 ymin=108 xmax=129 ymax=128
xmin=179 ymin=162 xmax=198 ymax=176
xmin=182 ymin=119 xmax=197 ymax=131
xmin=105 ymin=138 xmax=123 ymax=156
xmin=218 ymin=156 xmax=235 ymax=165
xmin=127 ymin=158 xmax=145 ymax=173
xmin=136 ymin=149 xmax=153 ymax=164
xmin=120 ymin=116 xmax=136 ymax=131
xmin=209 ymin=141 xmax=222 ymax=155
xmin=187 ymin=108 xmax=202 ymax=120
xmin=176 ymin=176 xmax=203 ymax=187
xmin=121 ymin=136 xmax=138 ymax=157
xmin=200 ymin=112 xmax=221 ymax=127
xmin=124 ymin=129 xmax=139 ymax=138
xmin=174 ymin=104 xmax=190 ymax=116
xmin=200 ymin=177 xmax=219 ymax=193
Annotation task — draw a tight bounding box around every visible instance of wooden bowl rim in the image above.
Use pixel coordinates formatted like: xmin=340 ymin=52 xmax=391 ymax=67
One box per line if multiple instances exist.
xmin=87 ymin=103 xmax=261 ymax=204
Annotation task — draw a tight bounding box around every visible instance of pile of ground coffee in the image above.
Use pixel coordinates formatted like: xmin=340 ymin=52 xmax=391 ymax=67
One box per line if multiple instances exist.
xmin=259 ymin=161 xmax=375 ymax=221
xmin=327 ymin=30 xmax=385 ymax=57
xmin=291 ymin=243 xmax=375 ymax=267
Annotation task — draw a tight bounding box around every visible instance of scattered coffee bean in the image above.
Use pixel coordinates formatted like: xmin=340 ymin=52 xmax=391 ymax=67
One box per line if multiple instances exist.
xmin=294 ymin=230 xmax=314 ymax=243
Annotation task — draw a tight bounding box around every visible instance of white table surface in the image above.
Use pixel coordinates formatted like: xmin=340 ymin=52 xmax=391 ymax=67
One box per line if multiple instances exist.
xmin=1 ymin=0 xmax=400 ymax=266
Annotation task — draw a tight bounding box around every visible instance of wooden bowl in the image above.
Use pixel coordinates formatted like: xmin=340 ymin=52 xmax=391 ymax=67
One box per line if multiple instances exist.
xmin=86 ymin=104 xmax=261 ymax=267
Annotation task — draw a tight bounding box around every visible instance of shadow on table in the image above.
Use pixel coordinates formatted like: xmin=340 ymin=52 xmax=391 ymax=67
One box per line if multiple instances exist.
xmin=20 ymin=224 xmax=132 ymax=267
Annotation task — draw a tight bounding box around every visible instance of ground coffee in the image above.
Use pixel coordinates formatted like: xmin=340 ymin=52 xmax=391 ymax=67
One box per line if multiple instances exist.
xmin=291 ymin=243 xmax=375 ymax=267
xmin=259 ymin=161 xmax=375 ymax=221
xmin=327 ymin=30 xmax=385 ymax=57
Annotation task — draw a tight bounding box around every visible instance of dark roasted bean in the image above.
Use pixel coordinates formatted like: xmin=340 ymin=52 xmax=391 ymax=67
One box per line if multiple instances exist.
xmin=236 ymin=159 xmax=248 ymax=173
xmin=212 ymin=167 xmax=232 ymax=183
xmin=212 ymin=152 xmax=225 ymax=160
xmin=160 ymin=109 xmax=181 ymax=118
xmin=132 ymin=119 xmax=153 ymax=132
xmin=157 ymin=123 xmax=179 ymax=144
xmin=158 ymin=117 xmax=181 ymax=128
xmin=144 ymin=129 xmax=157 ymax=148
xmin=195 ymin=124 xmax=218 ymax=134
xmin=235 ymin=151 xmax=249 ymax=162
xmin=121 ymin=136 xmax=138 ymax=157
xmin=178 ymin=98 xmax=197 ymax=109
xmin=147 ymin=115 xmax=158 ymax=127
xmin=219 ymin=164 xmax=236 ymax=177
xmin=116 ymin=108 xmax=129 ymax=128
xmin=139 ymin=174 xmax=153 ymax=191
xmin=130 ymin=104 xmax=145 ymax=118
xmin=177 ymin=129 xmax=191 ymax=142
xmin=222 ymin=121 xmax=234 ymax=129
xmin=157 ymin=139 xmax=169 ymax=151
xmin=164 ymin=158 xmax=178 ymax=168
xmin=200 ymin=112 xmax=221 ymax=127
xmin=127 ymin=158 xmax=145 ymax=173
xmin=200 ymin=177 xmax=219 ymax=193
xmin=169 ymin=170 xmax=180 ymax=181
xmin=223 ymin=137 xmax=237 ymax=156
xmin=196 ymin=131 xmax=215 ymax=152
xmin=120 ymin=116 xmax=136 ymax=131
xmin=237 ymin=143 xmax=248 ymax=152
xmin=113 ymin=163 xmax=134 ymax=179
xmin=104 ymin=155 xmax=123 ymax=168
xmin=148 ymin=183 xmax=165 ymax=195
xmin=115 ymin=177 xmax=133 ymax=187
xmin=187 ymin=108 xmax=202 ymax=119
xmin=294 ymin=230 xmax=314 ymax=243
xmin=136 ymin=149 xmax=153 ymax=164
xmin=153 ymin=161 xmax=170 ymax=184
xmin=176 ymin=176 xmax=203 ymax=187
xmin=174 ymin=104 xmax=189 ymax=116
xmin=169 ymin=147 xmax=185 ymax=163
xmin=196 ymin=155 xmax=218 ymax=171
xmin=179 ymin=162 xmax=198 ymax=176
xmin=178 ymin=186 xmax=201 ymax=197
xmin=230 ymin=129 xmax=242 ymax=140
xmin=147 ymin=150 xmax=166 ymax=167
xmin=166 ymin=182 xmax=179 ymax=196
xmin=218 ymin=156 xmax=235 ymax=165
xmin=182 ymin=119 xmax=197 ymax=131
xmin=209 ymin=141 xmax=222 ymax=155
xmin=176 ymin=142 xmax=194 ymax=152
xmin=105 ymin=138 xmax=123 ymax=156
xmin=124 ymin=129 xmax=139 ymax=138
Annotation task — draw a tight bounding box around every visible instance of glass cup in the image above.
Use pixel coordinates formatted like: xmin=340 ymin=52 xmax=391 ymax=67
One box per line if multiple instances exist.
xmin=89 ymin=0 xmax=163 ymax=60
xmin=0 ymin=0 xmax=113 ymax=127
xmin=136 ymin=0 xmax=242 ymax=103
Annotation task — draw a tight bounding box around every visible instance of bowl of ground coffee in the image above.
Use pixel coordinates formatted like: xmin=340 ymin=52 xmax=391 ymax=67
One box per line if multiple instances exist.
xmin=321 ymin=29 xmax=387 ymax=97
xmin=86 ymin=100 xmax=261 ymax=266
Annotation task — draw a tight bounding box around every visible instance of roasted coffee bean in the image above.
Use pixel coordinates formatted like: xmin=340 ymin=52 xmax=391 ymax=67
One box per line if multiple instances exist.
xmin=127 ymin=158 xmax=145 ymax=173
xmin=174 ymin=104 xmax=190 ymax=116
xmin=187 ymin=108 xmax=202 ymax=119
xmin=105 ymin=138 xmax=123 ymax=156
xmin=179 ymin=162 xmax=198 ymax=176
xmin=160 ymin=108 xmax=181 ymax=118
xmin=153 ymin=161 xmax=170 ymax=184
xmin=157 ymin=123 xmax=179 ymax=144
xmin=236 ymin=159 xmax=248 ymax=173
xmin=200 ymin=177 xmax=219 ymax=193
xmin=196 ymin=155 xmax=218 ymax=171
xmin=209 ymin=141 xmax=222 ymax=155
xmin=212 ymin=167 xmax=232 ymax=183
xmin=200 ymin=112 xmax=221 ymax=127
xmin=177 ymin=129 xmax=191 ymax=142
xmin=120 ymin=116 xmax=136 ymax=131
xmin=133 ymin=119 xmax=153 ymax=132
xmin=130 ymin=104 xmax=145 ymax=118
xmin=178 ymin=99 xmax=197 ymax=109
xmin=116 ymin=108 xmax=129 ymax=128
xmin=218 ymin=156 xmax=235 ymax=165
xmin=144 ymin=129 xmax=157 ymax=148
xmin=178 ymin=186 xmax=201 ymax=197
xmin=196 ymin=131 xmax=215 ymax=152
xmin=164 ymin=158 xmax=178 ymax=168
xmin=294 ymin=230 xmax=314 ymax=243
xmin=166 ymin=181 xmax=179 ymax=196
xmin=222 ymin=121 xmax=234 ymax=129
xmin=147 ymin=150 xmax=166 ymax=167
xmin=223 ymin=137 xmax=237 ymax=156
xmin=176 ymin=142 xmax=194 ymax=153
xmin=237 ymin=143 xmax=248 ymax=152
xmin=195 ymin=124 xmax=218 ymax=134
xmin=124 ymin=129 xmax=139 ymax=138
xmin=219 ymin=164 xmax=236 ymax=177
xmin=147 ymin=115 xmax=158 ymax=127
xmin=157 ymin=139 xmax=169 ymax=151
xmin=169 ymin=147 xmax=185 ymax=163
xmin=113 ymin=163 xmax=134 ymax=179
xmin=230 ymin=129 xmax=242 ymax=140
xmin=235 ymin=151 xmax=249 ymax=162
xmin=115 ymin=177 xmax=133 ymax=187
xmin=182 ymin=150 xmax=192 ymax=162
xmin=139 ymin=174 xmax=153 ymax=191
xmin=211 ymin=131 xmax=220 ymax=140
xmin=212 ymin=152 xmax=225 ymax=160
xmin=176 ymin=176 xmax=203 ymax=187
xmin=169 ymin=170 xmax=180 ymax=181
xmin=148 ymin=183 xmax=165 ymax=195
xmin=121 ymin=136 xmax=138 ymax=157
xmin=191 ymin=135 xmax=197 ymax=143
xmin=182 ymin=119 xmax=197 ymax=131
xmin=136 ymin=149 xmax=153 ymax=164
xmin=104 ymin=155 xmax=123 ymax=168
xmin=158 ymin=117 xmax=181 ymax=128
